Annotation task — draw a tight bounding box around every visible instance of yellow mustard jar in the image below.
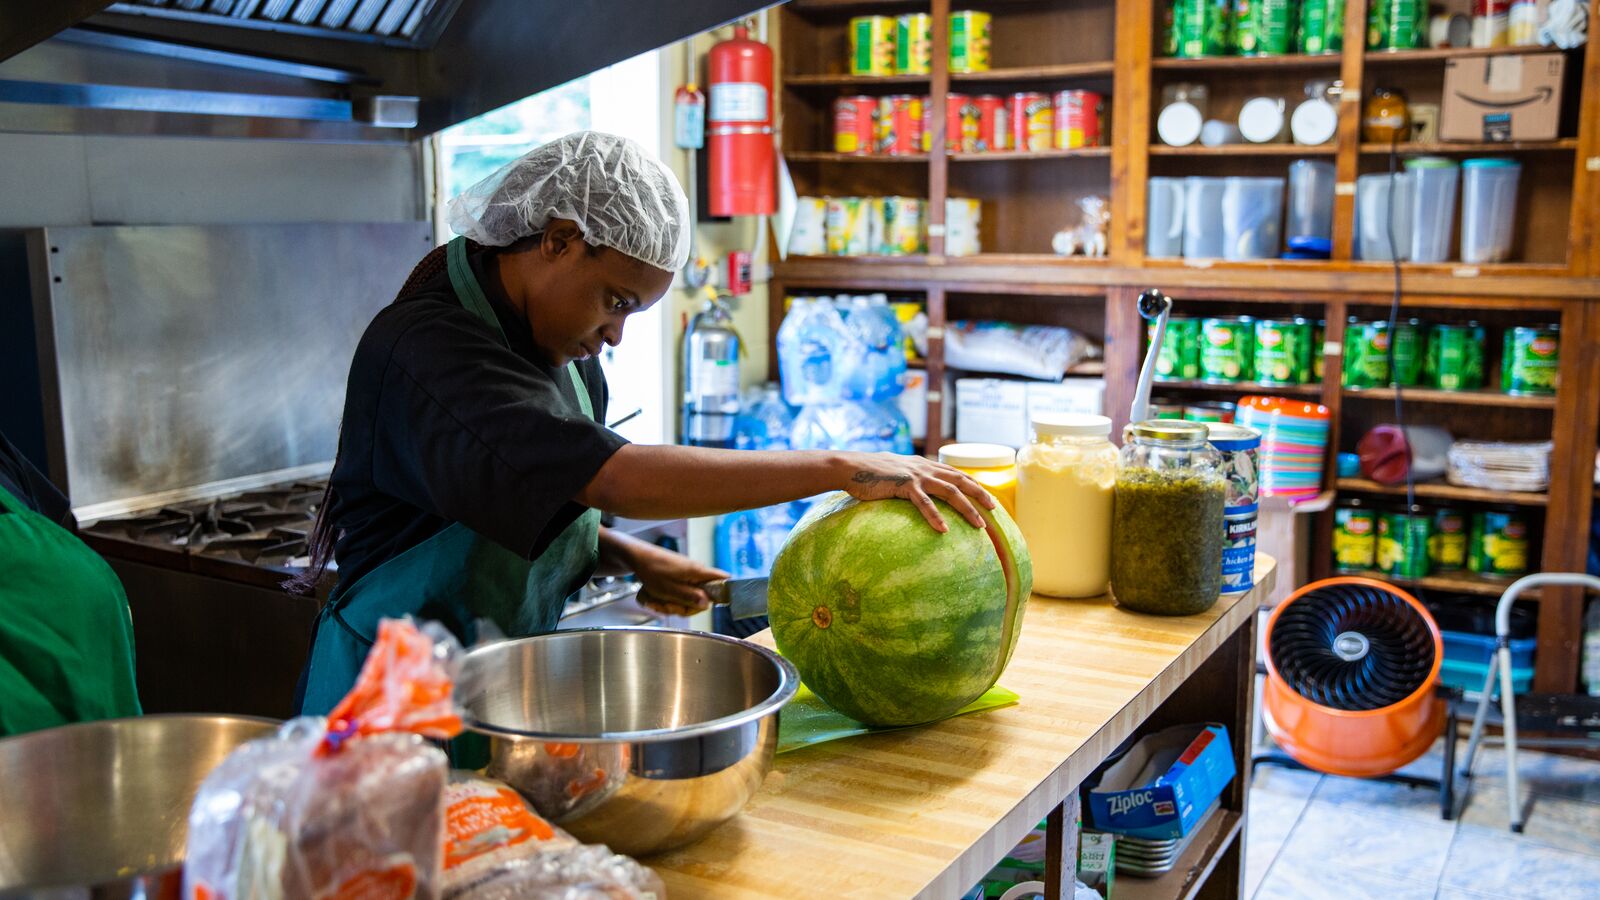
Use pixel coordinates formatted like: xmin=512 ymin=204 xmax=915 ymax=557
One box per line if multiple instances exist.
xmin=938 ymin=442 xmax=1018 ymax=519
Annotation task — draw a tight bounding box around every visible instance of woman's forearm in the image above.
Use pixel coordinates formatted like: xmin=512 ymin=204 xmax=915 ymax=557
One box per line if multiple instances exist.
xmin=594 ymin=526 xmax=638 ymax=577
xmin=578 ymin=445 xmax=851 ymax=519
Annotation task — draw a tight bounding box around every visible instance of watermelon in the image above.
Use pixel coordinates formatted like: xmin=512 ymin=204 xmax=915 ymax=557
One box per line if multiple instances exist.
xmin=767 ymin=493 xmax=1032 ymax=727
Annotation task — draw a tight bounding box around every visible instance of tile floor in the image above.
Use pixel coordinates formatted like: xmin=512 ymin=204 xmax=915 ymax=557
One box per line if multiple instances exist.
xmin=1246 ymin=739 xmax=1600 ymax=900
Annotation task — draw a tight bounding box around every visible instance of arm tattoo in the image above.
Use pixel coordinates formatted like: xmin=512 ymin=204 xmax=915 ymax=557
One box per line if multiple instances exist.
xmin=852 ymin=471 xmax=912 ymax=487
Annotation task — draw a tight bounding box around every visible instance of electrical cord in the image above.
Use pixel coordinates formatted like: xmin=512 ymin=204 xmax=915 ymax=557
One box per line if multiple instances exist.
xmin=1383 ymin=137 xmax=1418 ymax=534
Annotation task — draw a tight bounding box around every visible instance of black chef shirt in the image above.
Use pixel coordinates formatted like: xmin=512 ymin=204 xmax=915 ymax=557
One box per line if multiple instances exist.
xmin=326 ymin=242 xmax=628 ymax=593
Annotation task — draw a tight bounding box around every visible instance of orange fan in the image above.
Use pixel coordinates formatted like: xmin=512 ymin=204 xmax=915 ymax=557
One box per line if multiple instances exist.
xmin=1262 ymin=577 xmax=1445 ymax=778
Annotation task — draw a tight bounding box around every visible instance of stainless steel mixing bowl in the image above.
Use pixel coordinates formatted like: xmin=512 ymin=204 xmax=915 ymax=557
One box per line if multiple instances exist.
xmin=457 ymin=627 xmax=799 ymax=857
xmin=0 ymin=714 xmax=278 ymax=898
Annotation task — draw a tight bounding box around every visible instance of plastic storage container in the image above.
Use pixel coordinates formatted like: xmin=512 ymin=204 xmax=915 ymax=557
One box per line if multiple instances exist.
xmin=1221 ymin=176 xmax=1285 ymax=260
xmin=1147 ymin=177 xmax=1186 ymax=257
xmin=1459 ymin=158 xmax=1521 ymax=264
xmin=1016 ymin=414 xmax=1117 ymax=598
xmin=939 ymin=442 xmax=1018 ymax=519
xmin=1110 ymin=420 xmax=1226 ymax=615
xmin=1355 ymin=171 xmax=1414 ymax=261
xmin=1184 ymin=177 xmax=1227 ymax=258
xmin=1286 ymin=160 xmax=1336 ymax=244
xmin=1404 ymin=157 xmax=1460 ymax=263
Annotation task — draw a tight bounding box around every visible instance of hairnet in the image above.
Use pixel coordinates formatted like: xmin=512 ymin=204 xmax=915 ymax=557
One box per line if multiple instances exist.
xmin=446 ymin=131 xmax=692 ymax=273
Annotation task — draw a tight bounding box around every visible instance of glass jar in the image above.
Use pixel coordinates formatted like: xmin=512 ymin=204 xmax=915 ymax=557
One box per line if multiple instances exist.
xmin=1363 ymin=87 xmax=1410 ymax=143
xmin=1015 ymin=414 xmax=1117 ymax=598
xmin=1111 ymin=420 xmax=1226 ymax=615
xmin=938 ymin=442 xmax=1018 ymax=519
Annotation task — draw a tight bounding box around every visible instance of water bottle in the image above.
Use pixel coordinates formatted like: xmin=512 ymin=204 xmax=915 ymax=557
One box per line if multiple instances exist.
xmin=838 ymin=295 xmax=907 ymax=401
xmin=791 ymin=400 xmax=914 ymax=454
xmin=777 ymin=297 xmax=851 ymax=405
xmin=734 ymin=382 xmax=795 ymax=451
xmin=1584 ymin=599 xmax=1600 ymax=698
xmin=714 ymin=508 xmax=765 ymax=578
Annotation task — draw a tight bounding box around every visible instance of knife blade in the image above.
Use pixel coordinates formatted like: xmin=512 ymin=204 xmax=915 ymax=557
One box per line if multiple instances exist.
xmin=704 ymin=577 xmax=769 ymax=621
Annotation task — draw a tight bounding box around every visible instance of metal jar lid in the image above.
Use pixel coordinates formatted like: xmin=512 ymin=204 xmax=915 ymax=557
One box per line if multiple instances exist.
xmin=1125 ymin=419 xmax=1210 ymax=443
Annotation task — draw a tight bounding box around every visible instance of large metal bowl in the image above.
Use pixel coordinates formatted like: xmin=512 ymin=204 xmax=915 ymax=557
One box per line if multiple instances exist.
xmin=0 ymin=714 xmax=278 ymax=898
xmin=457 ymin=627 xmax=798 ymax=857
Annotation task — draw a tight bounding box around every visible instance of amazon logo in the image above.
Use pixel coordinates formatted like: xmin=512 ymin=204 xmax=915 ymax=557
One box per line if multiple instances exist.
xmin=1453 ymin=86 xmax=1556 ymax=110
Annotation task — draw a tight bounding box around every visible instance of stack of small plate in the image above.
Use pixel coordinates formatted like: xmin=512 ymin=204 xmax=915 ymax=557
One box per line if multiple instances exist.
xmin=1113 ymin=798 xmax=1223 ymax=877
xmin=1446 ymin=440 xmax=1552 ymax=492
xmin=1236 ymin=396 xmax=1331 ymax=502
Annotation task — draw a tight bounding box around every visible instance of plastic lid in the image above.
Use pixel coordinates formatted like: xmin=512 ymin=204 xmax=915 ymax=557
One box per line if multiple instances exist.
xmin=1462 ymin=157 xmax=1521 ymax=169
xmin=1032 ymin=413 xmax=1112 ymax=437
xmin=1157 ymin=101 xmax=1203 ymax=147
xmin=939 ymin=442 xmax=1017 ymax=468
xmin=1404 ymin=156 xmax=1459 ymax=170
xmin=1126 ymin=419 xmax=1210 ymax=442
xmin=1289 ymin=99 xmax=1338 ymax=146
xmin=1206 ymin=423 xmax=1262 ymax=450
xmin=1238 ymin=96 xmax=1286 ymax=143
xmin=1287 ymin=236 xmax=1334 ymax=254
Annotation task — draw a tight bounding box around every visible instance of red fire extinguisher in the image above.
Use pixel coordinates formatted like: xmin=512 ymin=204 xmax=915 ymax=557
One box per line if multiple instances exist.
xmin=707 ymin=21 xmax=775 ymax=217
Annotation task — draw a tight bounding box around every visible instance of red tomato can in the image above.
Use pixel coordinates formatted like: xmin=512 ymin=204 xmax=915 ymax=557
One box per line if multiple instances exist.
xmin=1008 ymin=91 xmax=1054 ymax=152
xmin=877 ymin=94 xmax=925 ymax=156
xmin=833 ymin=95 xmax=877 ymax=154
xmin=1054 ymin=90 xmax=1103 ymax=148
xmin=972 ymin=94 xmax=1009 ymax=152
xmin=925 ymin=92 xmax=974 ymax=152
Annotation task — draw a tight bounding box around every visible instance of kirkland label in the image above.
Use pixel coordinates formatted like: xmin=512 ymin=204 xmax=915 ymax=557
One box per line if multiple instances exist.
xmin=1222 ymin=508 xmax=1258 ymax=594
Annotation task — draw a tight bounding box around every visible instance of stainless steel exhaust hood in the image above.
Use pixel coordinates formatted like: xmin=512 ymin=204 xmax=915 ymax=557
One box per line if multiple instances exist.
xmin=0 ymin=0 xmax=777 ymax=141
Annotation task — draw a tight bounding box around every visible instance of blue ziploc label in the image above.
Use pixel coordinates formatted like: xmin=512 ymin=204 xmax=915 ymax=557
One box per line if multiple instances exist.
xmin=1222 ymin=505 xmax=1257 ymax=593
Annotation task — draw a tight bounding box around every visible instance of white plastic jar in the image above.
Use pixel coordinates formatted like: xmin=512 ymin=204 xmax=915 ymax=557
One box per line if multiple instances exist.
xmin=1015 ymin=413 xmax=1117 ymax=598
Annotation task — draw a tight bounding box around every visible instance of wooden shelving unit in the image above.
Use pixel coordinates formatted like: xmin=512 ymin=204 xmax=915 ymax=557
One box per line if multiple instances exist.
xmin=772 ymin=0 xmax=1600 ymax=702
xmin=1155 ymin=378 xmax=1323 ymax=397
xmin=951 ymin=147 xmax=1112 ymax=160
xmin=783 ymin=72 xmax=931 ymax=86
xmin=784 ymin=150 xmax=929 ymax=162
xmin=1343 ymin=569 xmax=1544 ymax=598
xmin=1363 ymin=44 xmax=1582 ymax=64
xmin=1335 ymin=477 xmax=1550 ymax=507
xmin=1115 ymin=811 xmax=1245 ymax=900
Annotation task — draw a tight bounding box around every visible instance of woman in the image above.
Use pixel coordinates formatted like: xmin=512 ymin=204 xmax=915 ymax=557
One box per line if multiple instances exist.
xmin=295 ymin=132 xmax=991 ymax=714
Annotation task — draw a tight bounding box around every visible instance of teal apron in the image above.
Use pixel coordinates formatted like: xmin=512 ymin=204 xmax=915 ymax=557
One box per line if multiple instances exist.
xmin=298 ymin=236 xmax=603 ymax=716
xmin=0 ymin=483 xmax=141 ymax=736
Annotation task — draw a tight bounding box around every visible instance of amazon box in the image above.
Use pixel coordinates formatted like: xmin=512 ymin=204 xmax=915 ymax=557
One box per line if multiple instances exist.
xmin=1441 ymin=53 xmax=1565 ymax=142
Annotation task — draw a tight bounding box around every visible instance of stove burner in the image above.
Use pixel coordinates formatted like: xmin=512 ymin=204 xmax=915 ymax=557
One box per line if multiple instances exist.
xmin=88 ymin=480 xmax=325 ymax=570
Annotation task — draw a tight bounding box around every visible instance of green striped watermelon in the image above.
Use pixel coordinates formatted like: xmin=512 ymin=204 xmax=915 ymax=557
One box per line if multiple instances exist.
xmin=768 ymin=493 xmax=1032 ymax=727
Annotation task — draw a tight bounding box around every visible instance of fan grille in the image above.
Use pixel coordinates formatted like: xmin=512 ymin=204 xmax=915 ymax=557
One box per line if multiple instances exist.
xmin=1269 ymin=582 xmax=1435 ymax=712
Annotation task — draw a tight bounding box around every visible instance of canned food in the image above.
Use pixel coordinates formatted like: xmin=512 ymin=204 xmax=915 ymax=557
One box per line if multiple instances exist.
xmin=1368 ymin=0 xmax=1424 ymax=49
xmin=1009 ymin=92 xmax=1054 ymax=152
xmin=788 ymin=196 xmax=828 ymax=256
xmin=1253 ymin=318 xmax=1314 ymax=385
xmin=1378 ymin=506 xmax=1432 ymax=580
xmin=1429 ymin=506 xmax=1468 ymax=572
xmin=1470 ymin=508 xmax=1530 ymax=577
xmin=1208 ymin=423 xmax=1262 ymax=509
xmin=1054 ymin=90 xmax=1103 ymax=149
xmin=1237 ymin=0 xmax=1294 ymax=55
xmin=1162 ymin=0 xmax=1185 ymax=57
xmin=833 ymin=96 xmax=877 ymax=154
xmin=973 ymin=94 xmax=1009 ymax=151
xmin=1333 ymin=498 xmax=1377 ymax=573
xmin=949 ymin=10 xmax=993 ymax=73
xmin=1473 ymin=0 xmax=1510 ymax=48
xmin=1185 ymin=401 xmax=1237 ymax=423
xmin=1422 ymin=322 xmax=1486 ymax=390
xmin=1199 ymin=316 xmax=1254 ymax=383
xmin=1502 ymin=325 xmax=1559 ymax=396
xmin=849 ymin=16 xmax=897 ymax=76
xmin=1298 ymin=0 xmax=1346 ymax=54
xmin=866 ymin=198 xmax=888 ymax=256
xmin=895 ymin=13 xmax=933 ymax=74
xmin=1177 ymin=0 xmax=1235 ymax=57
xmin=928 ymin=93 xmax=978 ymax=153
xmin=825 ymin=197 xmax=870 ymax=256
xmin=881 ymin=196 xmax=926 ymax=255
xmin=1152 ymin=316 xmax=1201 ymax=381
xmin=1312 ymin=319 xmax=1326 ymax=383
xmin=877 ymin=95 xmax=925 ymax=156
xmin=1152 ymin=401 xmax=1188 ymax=419
xmin=1222 ymin=507 xmax=1259 ymax=593
xmin=1342 ymin=318 xmax=1423 ymax=388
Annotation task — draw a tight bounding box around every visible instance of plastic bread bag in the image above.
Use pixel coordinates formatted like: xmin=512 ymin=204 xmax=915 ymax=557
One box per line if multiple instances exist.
xmin=444 ymin=845 xmax=665 ymax=900
xmin=185 ymin=618 xmax=464 ymax=900
xmin=908 ymin=319 xmax=1097 ymax=380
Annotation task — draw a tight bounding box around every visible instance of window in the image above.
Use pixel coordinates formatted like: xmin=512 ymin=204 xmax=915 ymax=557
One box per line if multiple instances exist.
xmin=433 ymin=51 xmax=669 ymax=446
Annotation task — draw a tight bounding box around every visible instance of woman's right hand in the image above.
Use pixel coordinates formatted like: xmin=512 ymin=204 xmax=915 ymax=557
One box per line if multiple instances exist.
xmin=837 ymin=453 xmax=995 ymax=533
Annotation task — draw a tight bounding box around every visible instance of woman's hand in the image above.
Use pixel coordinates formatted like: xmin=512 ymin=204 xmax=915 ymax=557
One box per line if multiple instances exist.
xmin=629 ymin=540 xmax=730 ymax=617
xmin=838 ymin=453 xmax=995 ymax=533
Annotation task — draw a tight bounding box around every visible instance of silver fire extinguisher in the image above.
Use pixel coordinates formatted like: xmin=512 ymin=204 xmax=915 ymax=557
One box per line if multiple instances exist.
xmin=682 ymin=290 xmax=741 ymax=447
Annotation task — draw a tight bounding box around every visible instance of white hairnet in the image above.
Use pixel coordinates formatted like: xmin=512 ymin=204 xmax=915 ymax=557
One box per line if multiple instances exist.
xmin=446 ymin=131 xmax=692 ymax=273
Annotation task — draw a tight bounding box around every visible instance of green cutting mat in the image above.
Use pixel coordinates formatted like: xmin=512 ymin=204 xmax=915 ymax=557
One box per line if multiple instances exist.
xmin=777 ymin=684 xmax=1019 ymax=754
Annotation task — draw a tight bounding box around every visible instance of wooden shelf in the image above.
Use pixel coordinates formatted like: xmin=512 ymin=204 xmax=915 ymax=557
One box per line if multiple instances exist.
xmin=1342 ymin=386 xmax=1557 ymax=408
xmin=783 ymin=151 xmax=929 ymax=163
xmin=1115 ymin=810 xmax=1245 ymax=900
xmin=951 ymin=147 xmax=1111 ymax=160
xmin=1154 ymin=378 xmax=1323 ymax=397
xmin=1360 ymin=139 xmax=1580 ymax=155
xmin=1365 ymin=45 xmax=1578 ymax=65
xmin=1152 ymin=53 xmax=1342 ymax=71
xmin=1336 ymin=477 xmax=1550 ymax=507
xmin=907 ymin=358 xmax=926 ymax=370
xmin=950 ymin=61 xmax=1115 ymax=83
xmin=1344 ymin=569 xmax=1538 ymax=599
xmin=1149 ymin=144 xmax=1336 ymax=156
xmin=784 ymin=72 xmax=930 ymax=87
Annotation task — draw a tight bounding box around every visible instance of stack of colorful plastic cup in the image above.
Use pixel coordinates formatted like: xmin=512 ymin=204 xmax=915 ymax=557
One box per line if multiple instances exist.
xmin=1236 ymin=396 xmax=1331 ymax=501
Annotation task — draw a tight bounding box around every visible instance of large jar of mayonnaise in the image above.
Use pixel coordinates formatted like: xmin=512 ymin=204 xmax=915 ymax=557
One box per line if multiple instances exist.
xmin=1015 ymin=413 xmax=1117 ymax=598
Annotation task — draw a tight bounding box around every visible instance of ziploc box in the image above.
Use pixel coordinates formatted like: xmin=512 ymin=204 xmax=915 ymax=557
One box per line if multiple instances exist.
xmin=1087 ymin=723 xmax=1235 ymax=841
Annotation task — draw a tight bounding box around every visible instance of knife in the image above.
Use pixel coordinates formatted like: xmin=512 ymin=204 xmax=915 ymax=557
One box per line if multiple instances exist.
xmin=703 ymin=577 xmax=769 ymax=621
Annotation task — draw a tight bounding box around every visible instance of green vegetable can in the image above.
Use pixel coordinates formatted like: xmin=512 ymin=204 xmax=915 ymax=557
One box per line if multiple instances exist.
xmin=1162 ymin=0 xmax=1185 ymax=56
xmin=1253 ymin=318 xmax=1313 ymax=385
xmin=1378 ymin=506 xmax=1431 ymax=580
xmin=1151 ymin=316 xmax=1201 ymax=381
xmin=1312 ymin=319 xmax=1326 ymax=383
xmin=1424 ymin=322 xmax=1487 ymax=391
xmin=1367 ymin=0 xmax=1424 ymax=49
xmin=1200 ymin=316 xmax=1254 ymax=383
xmin=1469 ymin=509 xmax=1531 ymax=578
xmin=1342 ymin=318 xmax=1424 ymax=387
xmin=1298 ymin=0 xmax=1346 ymax=54
xmin=1428 ymin=507 xmax=1468 ymax=572
xmin=1177 ymin=0 xmax=1234 ymax=57
xmin=1333 ymin=499 xmax=1377 ymax=573
xmin=1502 ymin=325 xmax=1560 ymax=396
xmin=1236 ymin=0 xmax=1293 ymax=55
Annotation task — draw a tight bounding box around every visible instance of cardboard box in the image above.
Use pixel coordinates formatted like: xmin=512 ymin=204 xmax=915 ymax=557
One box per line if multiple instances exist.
xmin=955 ymin=378 xmax=1029 ymax=447
xmin=1086 ymin=724 xmax=1236 ymax=841
xmin=1441 ymin=54 xmax=1565 ymax=142
xmin=1027 ymin=378 xmax=1106 ymax=420
xmin=1078 ymin=832 xmax=1115 ymax=898
xmin=898 ymin=370 xmax=929 ymax=441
